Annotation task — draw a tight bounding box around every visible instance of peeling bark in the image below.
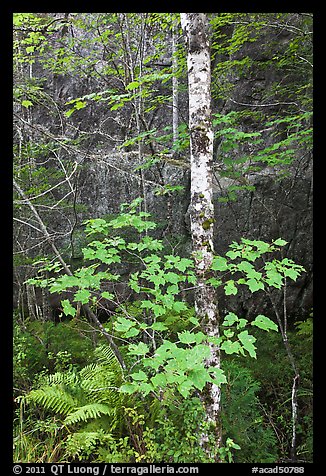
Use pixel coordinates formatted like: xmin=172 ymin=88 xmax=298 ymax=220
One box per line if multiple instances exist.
xmin=180 ymin=13 xmax=221 ymax=458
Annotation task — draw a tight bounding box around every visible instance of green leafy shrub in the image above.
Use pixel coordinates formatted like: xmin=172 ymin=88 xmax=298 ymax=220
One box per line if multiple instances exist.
xmin=240 ymin=327 xmax=313 ymax=462
xmin=13 ymin=414 xmax=65 ymax=463
xmin=140 ymin=397 xmax=226 ymax=462
xmin=13 ymin=320 xmax=48 ymax=392
xmin=22 ymin=199 xmax=307 ymax=462
xmin=221 ymin=360 xmax=278 ymax=463
xmin=14 ymin=318 xmax=98 ymax=392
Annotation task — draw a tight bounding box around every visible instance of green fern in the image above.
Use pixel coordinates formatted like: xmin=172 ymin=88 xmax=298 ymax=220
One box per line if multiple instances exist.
xmin=93 ymin=344 xmax=120 ymax=368
xmin=20 ymin=344 xmax=129 ymax=461
xmin=23 ymin=344 xmax=126 ymax=447
xmin=64 ymin=403 xmax=113 ymax=426
xmin=48 ymin=371 xmax=80 ymax=386
xmin=27 ymin=386 xmax=77 ymax=416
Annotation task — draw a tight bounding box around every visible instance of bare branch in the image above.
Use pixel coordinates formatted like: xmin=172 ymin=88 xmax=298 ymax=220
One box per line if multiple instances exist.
xmin=13 ymin=217 xmax=44 ymax=234
xmin=15 ymin=162 xmax=78 ymax=203
xmin=13 ymin=177 xmax=126 ymax=368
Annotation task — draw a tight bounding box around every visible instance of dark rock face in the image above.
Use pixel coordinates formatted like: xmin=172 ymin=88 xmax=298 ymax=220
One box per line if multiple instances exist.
xmin=213 ymin=171 xmax=312 ymax=321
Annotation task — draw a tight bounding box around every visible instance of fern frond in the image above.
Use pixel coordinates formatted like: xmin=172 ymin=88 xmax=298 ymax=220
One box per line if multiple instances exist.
xmin=24 ymin=344 xmax=126 ymax=434
xmin=63 ymin=403 xmax=113 ymax=426
xmin=79 ymin=363 xmax=102 ymax=383
xmin=81 ymin=378 xmax=123 ymax=406
xmin=27 ymin=387 xmax=77 ymax=416
xmin=94 ymin=344 xmax=122 ymax=373
xmin=79 ymin=346 xmax=124 ymax=405
xmin=48 ymin=371 xmax=79 ymax=387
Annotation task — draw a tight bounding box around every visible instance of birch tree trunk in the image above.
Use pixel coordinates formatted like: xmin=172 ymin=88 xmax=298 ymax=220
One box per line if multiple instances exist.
xmin=180 ymin=13 xmax=222 ymax=457
xmin=172 ymin=17 xmax=179 ymax=145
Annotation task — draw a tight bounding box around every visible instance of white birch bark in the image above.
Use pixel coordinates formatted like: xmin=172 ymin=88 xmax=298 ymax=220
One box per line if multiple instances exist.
xmin=172 ymin=18 xmax=179 ymax=145
xmin=180 ymin=13 xmax=221 ymax=457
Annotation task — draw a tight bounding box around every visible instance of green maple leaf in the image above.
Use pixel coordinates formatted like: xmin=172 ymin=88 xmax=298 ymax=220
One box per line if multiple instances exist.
xmin=273 ymin=238 xmax=288 ymax=246
xmin=283 ymin=268 xmax=300 ymax=280
xmin=251 ymin=315 xmax=278 ymax=332
xmin=128 ymin=342 xmax=149 ymax=356
xmin=226 ymin=250 xmax=241 ymax=260
xmin=130 ymin=370 xmax=148 ymax=381
xmin=125 ymin=327 xmax=140 ymax=337
xmin=188 ymin=369 xmax=210 ymax=390
xmin=246 ymin=278 xmax=264 ymax=293
xmin=120 ymin=383 xmax=137 ymax=394
xmin=209 ymin=367 xmax=227 ymax=386
xmin=174 ymin=258 xmax=194 ymax=272
xmin=224 ymin=280 xmax=238 ymax=295
xmin=173 ymin=301 xmax=188 ymax=312
xmin=211 ymin=256 xmax=228 ymax=271
xmin=265 ymin=268 xmax=283 ymax=288
xmin=152 ymin=304 xmax=166 ymax=317
xmin=238 ymin=331 xmax=257 ymax=358
xmin=138 ymin=382 xmax=154 ymax=396
xmin=221 ymin=340 xmax=242 ymax=355
xmin=114 ymin=317 xmax=134 ymax=332
xmin=167 ymin=284 xmax=179 ymax=295
xmin=151 ymin=373 xmax=167 ymax=388
xmin=165 ymin=272 xmax=180 ymax=284
xmin=150 ymin=322 xmax=168 ymax=331
xmin=73 ymin=288 xmax=91 ymax=305
xmin=102 ymin=291 xmax=114 ymax=300
xmin=237 ymin=260 xmax=255 ymax=273
xmin=223 ymin=312 xmax=239 ymax=327
xmin=177 ymin=379 xmax=193 ymax=398
xmin=61 ymin=299 xmax=76 ymax=317
xmin=178 ymin=331 xmax=197 ymax=344
xmin=151 ymin=274 xmax=166 ymax=287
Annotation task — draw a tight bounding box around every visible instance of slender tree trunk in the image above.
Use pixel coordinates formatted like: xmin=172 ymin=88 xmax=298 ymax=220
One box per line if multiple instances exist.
xmin=180 ymin=13 xmax=222 ymax=458
xmin=172 ymin=17 xmax=179 ymax=145
xmin=268 ymin=284 xmax=300 ymax=462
